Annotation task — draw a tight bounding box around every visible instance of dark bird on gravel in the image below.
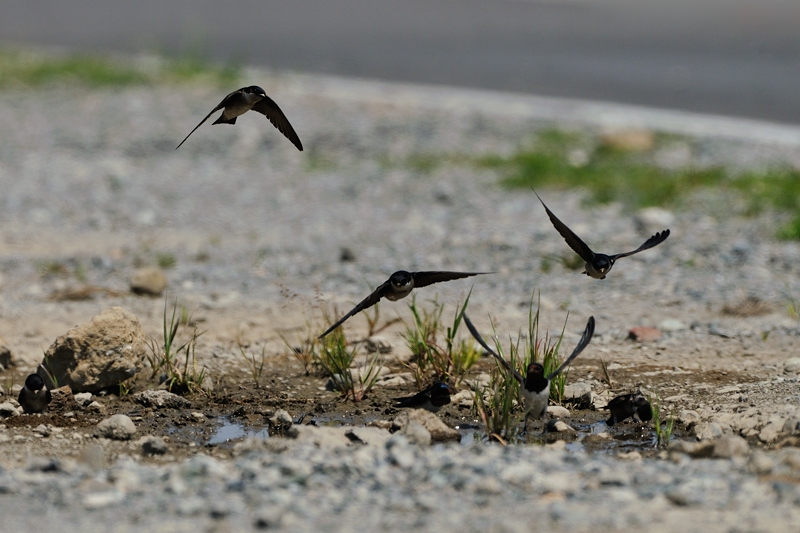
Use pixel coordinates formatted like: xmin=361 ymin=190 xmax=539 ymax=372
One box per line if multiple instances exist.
xmin=318 ymin=270 xmax=490 ymax=339
xmin=176 ymin=85 xmax=303 ymax=150
xmin=18 ymin=374 xmax=52 ymax=414
xmin=394 ymin=382 xmax=455 ymax=413
xmin=604 ymin=392 xmax=652 ymax=426
xmin=533 ymin=190 xmax=669 ymax=279
xmin=464 ymin=314 xmax=595 ymax=430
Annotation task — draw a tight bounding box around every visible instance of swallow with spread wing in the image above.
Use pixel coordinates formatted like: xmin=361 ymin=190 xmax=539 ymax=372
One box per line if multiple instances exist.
xmin=534 ymin=191 xmax=669 ymax=279
xmin=319 ymin=270 xmax=489 ymax=339
xmin=464 ymin=314 xmax=595 ymax=429
xmin=176 ymin=85 xmax=303 ymax=150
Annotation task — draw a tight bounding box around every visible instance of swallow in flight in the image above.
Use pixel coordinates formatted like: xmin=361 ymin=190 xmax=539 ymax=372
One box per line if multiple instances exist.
xmin=18 ymin=374 xmax=52 ymax=414
xmin=464 ymin=314 xmax=595 ymax=429
xmin=319 ymin=270 xmax=489 ymax=339
xmin=534 ymin=191 xmax=669 ymax=279
xmin=176 ymin=85 xmax=303 ymax=150
xmin=393 ymin=382 xmax=455 ymax=413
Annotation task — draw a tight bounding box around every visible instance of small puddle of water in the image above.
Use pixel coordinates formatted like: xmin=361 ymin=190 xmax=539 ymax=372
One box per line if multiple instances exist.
xmin=207 ymin=418 xmax=270 ymax=446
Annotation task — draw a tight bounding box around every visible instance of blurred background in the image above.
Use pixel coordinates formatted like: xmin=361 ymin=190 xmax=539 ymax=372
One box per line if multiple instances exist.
xmin=2 ymin=0 xmax=799 ymax=123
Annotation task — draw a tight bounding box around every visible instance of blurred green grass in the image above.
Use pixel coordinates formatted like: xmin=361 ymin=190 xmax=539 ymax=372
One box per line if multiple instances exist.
xmin=0 ymin=49 xmax=241 ymax=88
xmin=481 ymin=130 xmax=800 ymax=239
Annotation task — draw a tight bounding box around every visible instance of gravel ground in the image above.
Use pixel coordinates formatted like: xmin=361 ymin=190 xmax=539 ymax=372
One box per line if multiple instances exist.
xmin=2 ymin=67 xmax=800 ymax=531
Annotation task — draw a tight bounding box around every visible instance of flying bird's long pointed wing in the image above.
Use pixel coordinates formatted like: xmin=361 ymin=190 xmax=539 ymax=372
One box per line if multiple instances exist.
xmin=463 ymin=314 xmax=524 ymax=385
xmin=534 ymin=190 xmax=596 ymax=263
xmin=251 ymin=95 xmax=304 ymax=151
xmin=412 ymin=271 xmax=490 ymax=288
xmin=609 ymin=229 xmax=670 ymax=261
xmin=546 ymin=316 xmax=595 ymax=380
xmin=318 ymin=281 xmax=390 ymax=339
xmin=175 ymin=96 xmax=230 ymax=149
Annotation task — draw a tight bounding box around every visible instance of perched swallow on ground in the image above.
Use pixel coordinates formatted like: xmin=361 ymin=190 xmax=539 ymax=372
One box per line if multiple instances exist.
xmin=318 ymin=270 xmax=489 ymax=338
xmin=18 ymin=374 xmax=52 ymax=414
xmin=533 ymin=191 xmax=669 ymax=279
xmin=394 ymin=382 xmax=455 ymax=413
xmin=464 ymin=314 xmax=595 ymax=429
xmin=604 ymin=392 xmax=652 ymax=425
xmin=176 ymin=85 xmax=303 ymax=150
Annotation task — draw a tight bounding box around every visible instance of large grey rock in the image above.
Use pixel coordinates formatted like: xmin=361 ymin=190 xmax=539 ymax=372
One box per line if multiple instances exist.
xmin=38 ymin=307 xmax=145 ymax=393
xmin=133 ymin=390 xmax=191 ymax=409
xmin=94 ymin=414 xmax=136 ymax=440
xmin=392 ymin=409 xmax=461 ymax=442
xmin=130 ymin=267 xmax=168 ymax=296
xmin=562 ymin=382 xmax=593 ymax=408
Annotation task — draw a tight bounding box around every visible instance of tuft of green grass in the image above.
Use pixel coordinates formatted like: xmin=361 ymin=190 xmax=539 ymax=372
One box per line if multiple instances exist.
xmin=40 ymin=354 xmax=59 ymax=388
xmin=156 ymin=252 xmax=177 ymax=270
xmin=649 ymin=393 xmax=675 ymax=447
xmin=145 ymin=298 xmax=208 ymax=394
xmin=315 ymin=329 xmax=381 ymax=402
xmin=474 ymin=347 xmax=522 ymax=444
xmin=401 ymin=292 xmax=479 ymax=388
xmin=239 ymin=342 xmax=267 ymax=388
xmin=0 ymin=49 xmax=241 ymax=88
xmin=482 ymin=129 xmax=800 ymax=238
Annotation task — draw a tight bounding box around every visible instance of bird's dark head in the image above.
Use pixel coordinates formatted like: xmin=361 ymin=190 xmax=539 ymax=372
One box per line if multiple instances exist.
xmin=429 ymin=382 xmax=454 ymax=406
xmin=635 ymin=395 xmax=653 ymax=421
xmin=25 ymin=373 xmax=45 ymax=392
xmin=244 ymin=86 xmax=267 ymax=98
xmin=389 ymin=270 xmax=413 ymax=289
xmin=594 ymin=255 xmax=612 ymax=273
xmin=525 ymin=362 xmax=544 ymax=380
xmin=524 ymin=362 xmax=547 ymax=392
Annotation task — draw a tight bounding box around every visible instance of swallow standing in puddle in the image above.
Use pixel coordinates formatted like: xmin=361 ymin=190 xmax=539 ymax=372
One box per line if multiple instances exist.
xmin=464 ymin=314 xmax=595 ymax=431
xmin=176 ymin=85 xmax=303 ymax=150
xmin=18 ymin=374 xmax=52 ymax=414
xmin=604 ymin=392 xmax=652 ymax=425
xmin=533 ymin=191 xmax=669 ymax=279
xmin=319 ymin=270 xmax=489 ymax=338
xmin=394 ymin=382 xmax=455 ymax=413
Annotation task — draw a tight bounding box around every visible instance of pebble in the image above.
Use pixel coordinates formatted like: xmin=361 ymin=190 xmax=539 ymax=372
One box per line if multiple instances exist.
xmin=658 ymin=319 xmax=687 ymax=332
xmin=0 ymin=402 xmax=20 ymax=418
xmin=546 ymin=405 xmax=571 ymax=419
xmin=133 ymin=390 xmax=192 ymax=409
xmin=94 ymin=414 xmax=137 ymax=441
xmin=628 ymin=326 xmax=662 ymax=342
xmin=784 ymin=357 xmax=800 ymax=375
xmin=546 ymin=419 xmax=575 ymax=433
xmin=140 ymin=436 xmax=168 ymax=456
xmin=392 ymin=409 xmax=460 ymax=442
xmin=130 ymin=267 xmax=168 ymax=296
xmin=73 ymin=392 xmax=93 ymax=407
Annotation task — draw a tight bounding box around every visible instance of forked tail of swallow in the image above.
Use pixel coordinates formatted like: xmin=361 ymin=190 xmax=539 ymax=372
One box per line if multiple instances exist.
xmin=463 ymin=314 xmax=524 ymax=385
xmin=546 ymin=316 xmax=595 ymax=380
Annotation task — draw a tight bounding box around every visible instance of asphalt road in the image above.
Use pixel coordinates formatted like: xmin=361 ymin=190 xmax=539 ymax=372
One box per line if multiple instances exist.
xmin=2 ymin=0 xmax=799 ymax=124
